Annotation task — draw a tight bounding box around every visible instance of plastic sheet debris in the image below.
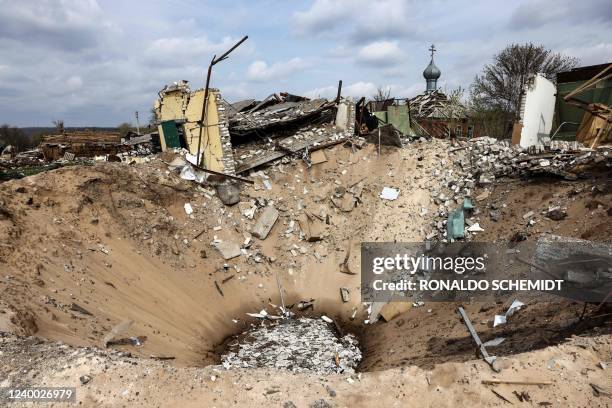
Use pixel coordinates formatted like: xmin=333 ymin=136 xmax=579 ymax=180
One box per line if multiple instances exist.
xmin=493 ymin=299 xmax=524 ymax=327
xmin=185 ymin=153 xmax=198 ymax=165
xmin=380 ymin=187 xmax=399 ymax=200
xmin=246 ymin=309 xmax=269 ymax=319
xmin=467 ymin=223 xmax=484 ymax=232
xmin=184 ymin=203 xmax=193 ymax=215
xmin=179 ymin=165 xmax=208 ymax=183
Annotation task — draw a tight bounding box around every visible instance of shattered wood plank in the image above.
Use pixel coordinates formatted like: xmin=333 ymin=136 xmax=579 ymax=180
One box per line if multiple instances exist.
xmin=490 ymin=388 xmax=514 ymax=404
xmin=188 ymin=161 xmax=254 ymax=184
xmin=482 ymin=379 xmax=552 ymax=386
xmin=214 ymin=281 xmax=224 ymax=297
xmin=236 ymin=151 xmax=286 ymax=174
xmin=221 ymin=275 xmax=235 ymax=284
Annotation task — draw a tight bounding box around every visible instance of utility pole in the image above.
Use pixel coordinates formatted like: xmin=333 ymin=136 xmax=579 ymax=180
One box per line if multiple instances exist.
xmin=135 ymin=111 xmax=141 ymax=135
xmin=196 ymin=35 xmax=248 ymax=167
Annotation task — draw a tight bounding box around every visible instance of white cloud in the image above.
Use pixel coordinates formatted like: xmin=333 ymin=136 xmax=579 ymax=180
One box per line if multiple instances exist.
xmin=357 ymin=41 xmax=404 ymax=66
xmin=304 ymin=82 xmax=381 ymax=99
xmin=246 ymin=58 xmax=308 ymax=82
xmin=560 ymin=43 xmax=612 ymax=66
xmin=65 ymin=75 xmax=83 ymax=90
xmin=144 ymin=36 xmax=251 ymax=67
xmin=343 ymin=81 xmax=379 ymax=98
xmin=0 ymin=0 xmax=114 ymax=51
xmin=303 ymin=85 xmax=338 ymax=99
xmin=293 ymin=0 xmax=417 ymax=40
xmin=305 ymin=81 xmax=423 ymax=100
xmin=293 ymin=0 xmax=349 ymax=34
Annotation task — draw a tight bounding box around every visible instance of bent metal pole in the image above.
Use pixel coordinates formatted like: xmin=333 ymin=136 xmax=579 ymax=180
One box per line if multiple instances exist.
xmin=196 ymin=35 xmax=249 ymax=167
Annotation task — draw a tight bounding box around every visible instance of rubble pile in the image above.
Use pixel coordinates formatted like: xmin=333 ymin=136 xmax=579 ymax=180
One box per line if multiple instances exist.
xmin=233 ymin=124 xmax=350 ymax=173
xmin=229 ymin=95 xmax=334 ymax=137
xmin=0 ymin=148 xmax=44 ymax=168
xmin=221 ymin=317 xmax=362 ymax=374
xmin=422 ymin=137 xmax=611 ymax=241
xmin=465 ymin=137 xmax=611 ymax=181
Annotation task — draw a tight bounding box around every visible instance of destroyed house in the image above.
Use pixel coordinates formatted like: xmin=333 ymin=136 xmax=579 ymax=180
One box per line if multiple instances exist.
xmin=553 ymin=63 xmax=612 ymax=146
xmin=155 ymin=80 xmax=356 ymax=175
xmin=366 ymin=99 xmax=418 ymax=138
xmin=154 ymin=81 xmax=236 ymax=174
xmin=39 ymin=131 xmax=123 ymax=161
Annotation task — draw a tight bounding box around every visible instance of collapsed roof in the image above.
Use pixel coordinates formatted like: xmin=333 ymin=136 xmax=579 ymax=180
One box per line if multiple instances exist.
xmin=410 ymin=90 xmax=468 ymax=119
xmin=154 ymin=81 xmax=355 ymax=175
xmin=227 ymin=94 xmax=336 ymax=139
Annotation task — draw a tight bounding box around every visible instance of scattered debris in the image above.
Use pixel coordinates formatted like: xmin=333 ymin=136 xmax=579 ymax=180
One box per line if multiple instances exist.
xmin=221 ymin=317 xmax=361 ymax=374
xmin=380 ymin=187 xmax=399 ymax=200
xmin=490 ymin=388 xmax=514 ymax=404
xmin=545 ymin=207 xmax=567 ymax=220
xmin=251 ymin=206 xmax=279 ymax=239
xmin=458 ymin=307 xmax=499 ymax=371
xmin=339 ymin=288 xmax=350 ymax=303
xmin=379 ymin=303 xmax=412 ymax=322
xmin=213 ymin=241 xmax=242 ymax=260
xmin=482 ymin=378 xmax=552 ymax=386
xmin=590 ymin=383 xmax=612 ymax=397
xmin=70 ymin=302 xmax=93 ymax=316
xmin=79 ymin=375 xmax=92 ymax=385
xmin=493 ymin=300 xmax=524 ymax=327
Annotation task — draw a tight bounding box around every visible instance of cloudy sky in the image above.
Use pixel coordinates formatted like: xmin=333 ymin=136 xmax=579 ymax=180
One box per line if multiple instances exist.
xmin=0 ymin=0 xmax=610 ymax=127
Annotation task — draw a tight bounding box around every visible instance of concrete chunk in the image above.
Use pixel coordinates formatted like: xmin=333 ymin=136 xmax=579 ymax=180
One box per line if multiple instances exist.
xmin=213 ymin=241 xmax=241 ymax=260
xmin=251 ymin=206 xmax=279 ymax=239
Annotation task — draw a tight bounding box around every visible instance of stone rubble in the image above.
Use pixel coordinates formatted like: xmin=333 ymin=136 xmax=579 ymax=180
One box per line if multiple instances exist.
xmin=221 ymin=317 xmax=362 ymax=374
xmin=422 ymin=137 xmax=611 ymax=241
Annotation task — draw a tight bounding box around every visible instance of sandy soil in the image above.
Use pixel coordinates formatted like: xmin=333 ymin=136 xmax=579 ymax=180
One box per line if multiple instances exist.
xmin=1 ymin=138 xmax=610 ymax=407
xmin=0 ymin=331 xmax=610 ymax=407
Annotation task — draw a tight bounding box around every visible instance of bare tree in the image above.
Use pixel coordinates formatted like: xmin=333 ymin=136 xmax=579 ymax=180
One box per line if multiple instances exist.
xmin=373 ymin=86 xmax=392 ymax=102
xmin=52 ymin=120 xmax=65 ymax=133
xmin=148 ymin=107 xmax=158 ymax=127
xmin=470 ymin=43 xmax=578 ymax=115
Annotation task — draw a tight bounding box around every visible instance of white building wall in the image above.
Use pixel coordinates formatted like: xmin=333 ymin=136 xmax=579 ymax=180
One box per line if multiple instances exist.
xmin=519 ymin=74 xmax=557 ymax=148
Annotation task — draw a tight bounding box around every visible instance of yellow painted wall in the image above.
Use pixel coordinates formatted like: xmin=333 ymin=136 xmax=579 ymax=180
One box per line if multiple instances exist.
xmin=159 ymin=91 xmax=187 ymax=120
xmin=183 ymin=90 xmax=224 ymax=172
xmin=157 ymin=88 xmax=225 ymax=172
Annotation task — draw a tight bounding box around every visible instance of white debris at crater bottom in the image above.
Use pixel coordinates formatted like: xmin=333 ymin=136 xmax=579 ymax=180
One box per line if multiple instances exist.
xmin=221 ymin=317 xmax=361 ymax=374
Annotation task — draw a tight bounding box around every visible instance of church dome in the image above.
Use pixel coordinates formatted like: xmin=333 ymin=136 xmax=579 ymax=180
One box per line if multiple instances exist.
xmin=423 ymin=59 xmax=441 ymax=80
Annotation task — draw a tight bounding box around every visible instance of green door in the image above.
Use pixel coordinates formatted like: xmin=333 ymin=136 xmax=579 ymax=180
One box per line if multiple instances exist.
xmin=160 ymin=120 xmax=181 ymax=149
